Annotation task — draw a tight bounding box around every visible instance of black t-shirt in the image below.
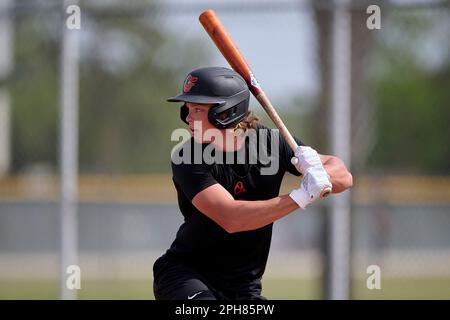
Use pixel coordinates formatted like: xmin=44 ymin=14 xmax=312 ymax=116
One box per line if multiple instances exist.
xmin=164 ymin=124 xmax=303 ymax=292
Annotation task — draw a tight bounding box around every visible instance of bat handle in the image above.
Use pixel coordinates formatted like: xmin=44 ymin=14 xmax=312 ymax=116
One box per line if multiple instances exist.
xmin=256 ymin=93 xmax=331 ymax=198
xmin=255 ymin=93 xmax=298 ymax=150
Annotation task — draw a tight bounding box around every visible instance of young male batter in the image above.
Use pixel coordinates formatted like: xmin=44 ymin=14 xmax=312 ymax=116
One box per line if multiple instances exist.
xmin=153 ymin=67 xmax=352 ymax=300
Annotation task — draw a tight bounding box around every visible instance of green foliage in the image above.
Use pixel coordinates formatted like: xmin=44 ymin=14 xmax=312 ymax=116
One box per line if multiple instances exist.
xmin=370 ymin=65 xmax=450 ymax=172
xmin=10 ymin=7 xmax=449 ymax=175
xmin=11 ymin=9 xmax=211 ymax=174
xmin=368 ymin=13 xmax=450 ymax=174
xmin=11 ymin=18 xmax=59 ymax=173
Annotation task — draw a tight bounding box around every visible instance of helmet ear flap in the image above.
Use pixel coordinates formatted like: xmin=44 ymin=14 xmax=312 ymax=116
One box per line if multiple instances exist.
xmin=180 ymin=104 xmax=189 ymax=125
xmin=207 ymin=93 xmax=249 ymax=129
xmin=170 ymin=68 xmax=250 ymax=128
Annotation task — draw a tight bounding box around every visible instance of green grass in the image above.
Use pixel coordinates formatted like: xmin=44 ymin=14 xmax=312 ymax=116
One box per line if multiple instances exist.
xmin=352 ymin=277 xmax=450 ymax=300
xmin=0 ymin=279 xmax=153 ymax=300
xmin=1 ymin=277 xmax=449 ymax=300
xmin=263 ymin=278 xmax=321 ymax=300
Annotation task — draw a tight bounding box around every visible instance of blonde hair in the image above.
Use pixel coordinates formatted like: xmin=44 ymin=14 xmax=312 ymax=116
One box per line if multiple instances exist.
xmin=233 ymin=111 xmax=259 ymax=135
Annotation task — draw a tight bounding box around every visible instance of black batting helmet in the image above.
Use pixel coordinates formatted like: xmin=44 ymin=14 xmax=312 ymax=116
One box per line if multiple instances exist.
xmin=167 ymin=67 xmax=250 ymax=129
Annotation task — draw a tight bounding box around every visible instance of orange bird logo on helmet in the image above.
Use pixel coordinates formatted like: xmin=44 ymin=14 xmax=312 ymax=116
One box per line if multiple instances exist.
xmin=183 ymin=74 xmax=199 ymax=93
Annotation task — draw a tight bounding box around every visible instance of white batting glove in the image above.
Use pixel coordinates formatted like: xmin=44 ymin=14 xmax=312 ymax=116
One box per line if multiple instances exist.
xmin=291 ymin=146 xmax=323 ymax=175
xmin=289 ymin=167 xmax=332 ymax=209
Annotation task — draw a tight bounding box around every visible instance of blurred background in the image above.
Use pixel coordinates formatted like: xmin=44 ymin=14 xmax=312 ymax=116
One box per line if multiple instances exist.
xmin=0 ymin=0 xmax=449 ymax=299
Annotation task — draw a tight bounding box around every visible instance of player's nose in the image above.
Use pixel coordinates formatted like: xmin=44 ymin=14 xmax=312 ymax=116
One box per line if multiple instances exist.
xmin=186 ymin=111 xmax=193 ymax=125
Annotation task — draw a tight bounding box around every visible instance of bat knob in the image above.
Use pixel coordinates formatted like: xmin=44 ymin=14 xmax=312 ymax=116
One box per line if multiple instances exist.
xmin=320 ymin=188 xmax=332 ymax=198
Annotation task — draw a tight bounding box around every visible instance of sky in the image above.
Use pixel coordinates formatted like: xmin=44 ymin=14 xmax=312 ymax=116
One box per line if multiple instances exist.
xmin=158 ymin=0 xmax=320 ymax=107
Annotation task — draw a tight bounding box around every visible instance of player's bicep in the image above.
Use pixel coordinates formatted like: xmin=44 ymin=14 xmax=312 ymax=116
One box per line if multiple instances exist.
xmin=192 ymin=183 xmax=236 ymax=232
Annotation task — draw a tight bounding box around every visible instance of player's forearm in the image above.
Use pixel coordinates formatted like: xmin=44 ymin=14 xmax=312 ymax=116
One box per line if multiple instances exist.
xmin=224 ymin=195 xmax=299 ymax=233
xmin=321 ymin=155 xmax=353 ymax=193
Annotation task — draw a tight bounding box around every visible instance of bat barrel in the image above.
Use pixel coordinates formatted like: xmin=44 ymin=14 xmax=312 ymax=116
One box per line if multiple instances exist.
xmin=199 ymin=9 xmax=331 ymax=199
xmin=199 ymin=10 xmax=262 ymax=97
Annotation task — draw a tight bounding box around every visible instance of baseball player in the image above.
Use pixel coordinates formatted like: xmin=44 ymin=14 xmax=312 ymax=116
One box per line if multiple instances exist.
xmin=153 ymin=67 xmax=352 ymax=300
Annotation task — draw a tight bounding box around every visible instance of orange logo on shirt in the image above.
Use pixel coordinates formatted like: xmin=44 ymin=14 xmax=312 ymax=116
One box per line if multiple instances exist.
xmin=234 ymin=181 xmax=246 ymax=195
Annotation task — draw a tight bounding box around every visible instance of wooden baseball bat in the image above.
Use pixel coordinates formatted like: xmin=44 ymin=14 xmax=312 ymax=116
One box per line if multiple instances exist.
xmin=199 ymin=9 xmax=331 ymax=198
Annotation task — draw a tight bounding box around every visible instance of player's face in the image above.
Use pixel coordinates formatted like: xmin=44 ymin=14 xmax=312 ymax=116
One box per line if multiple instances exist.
xmin=185 ymin=102 xmax=245 ymax=151
xmin=186 ymin=103 xmax=217 ymax=143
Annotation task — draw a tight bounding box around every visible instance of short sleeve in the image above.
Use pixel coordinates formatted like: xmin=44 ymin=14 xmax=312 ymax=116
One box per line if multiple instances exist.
xmin=171 ymin=160 xmax=218 ymax=201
